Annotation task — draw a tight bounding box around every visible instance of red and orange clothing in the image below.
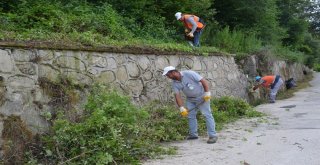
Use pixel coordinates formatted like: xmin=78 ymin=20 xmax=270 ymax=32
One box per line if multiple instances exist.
xmin=179 ymin=14 xmax=205 ymax=47
xmin=258 ymin=75 xmax=275 ymax=88
xmin=181 ymin=14 xmax=204 ymax=32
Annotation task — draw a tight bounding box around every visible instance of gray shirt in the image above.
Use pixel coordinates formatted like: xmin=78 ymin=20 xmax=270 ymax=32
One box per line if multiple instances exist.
xmin=172 ymin=70 xmax=205 ymax=102
xmin=186 ymin=17 xmax=197 ymax=34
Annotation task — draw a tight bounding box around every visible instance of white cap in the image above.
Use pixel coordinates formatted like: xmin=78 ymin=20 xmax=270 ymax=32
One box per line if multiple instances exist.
xmin=175 ymin=12 xmax=182 ymax=20
xmin=162 ymin=66 xmax=176 ymax=76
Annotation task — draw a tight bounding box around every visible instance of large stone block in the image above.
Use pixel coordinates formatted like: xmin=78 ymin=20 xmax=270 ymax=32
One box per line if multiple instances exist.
xmin=126 ymin=79 xmax=144 ymax=98
xmin=7 ymin=75 xmax=35 ymax=89
xmin=12 ymin=49 xmax=35 ymax=62
xmin=20 ymin=105 xmax=49 ymax=133
xmin=0 ymin=92 xmax=24 ymax=115
xmin=116 ymin=66 xmax=128 ymax=83
xmin=38 ymin=64 xmax=60 ymax=82
xmin=127 ymin=62 xmax=140 ymax=78
xmin=92 ymin=56 xmax=108 ymax=68
xmin=154 ymin=57 xmax=169 ymax=70
xmin=0 ymin=49 xmax=14 ymax=73
xmin=106 ymin=57 xmax=117 ymax=70
xmin=16 ymin=63 xmax=37 ymax=75
xmin=97 ymin=70 xmax=116 ymax=83
xmin=137 ymin=56 xmax=151 ymax=71
xmin=38 ymin=50 xmax=54 ymax=61
xmin=62 ymin=71 xmax=93 ymax=85
xmin=54 ymin=56 xmax=86 ymax=71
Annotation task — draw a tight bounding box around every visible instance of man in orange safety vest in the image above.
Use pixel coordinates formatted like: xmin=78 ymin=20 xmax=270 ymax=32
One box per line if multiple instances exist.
xmin=175 ymin=12 xmax=206 ymax=47
xmin=253 ymin=75 xmax=284 ymax=103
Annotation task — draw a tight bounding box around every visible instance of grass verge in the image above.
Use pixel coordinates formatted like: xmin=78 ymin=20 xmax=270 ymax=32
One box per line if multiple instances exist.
xmin=277 ymin=73 xmax=313 ymax=100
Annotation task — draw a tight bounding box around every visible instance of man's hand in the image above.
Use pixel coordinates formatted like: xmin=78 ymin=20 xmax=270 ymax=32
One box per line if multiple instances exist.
xmin=187 ymin=32 xmax=194 ymax=38
xmin=203 ymin=92 xmax=211 ymax=102
xmin=179 ymin=107 xmax=189 ymax=117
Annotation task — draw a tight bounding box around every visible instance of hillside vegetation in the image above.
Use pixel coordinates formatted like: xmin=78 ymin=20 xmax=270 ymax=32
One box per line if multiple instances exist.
xmin=0 ymin=0 xmax=319 ymax=66
xmin=1 ymin=1 xmax=319 ymax=164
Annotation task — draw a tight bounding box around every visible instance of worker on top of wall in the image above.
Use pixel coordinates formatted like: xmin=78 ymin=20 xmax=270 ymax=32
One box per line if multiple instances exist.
xmin=175 ymin=12 xmax=206 ymax=47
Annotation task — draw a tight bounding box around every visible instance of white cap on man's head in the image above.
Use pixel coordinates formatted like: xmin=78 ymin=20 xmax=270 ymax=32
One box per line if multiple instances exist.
xmin=175 ymin=12 xmax=182 ymax=20
xmin=162 ymin=66 xmax=176 ymax=76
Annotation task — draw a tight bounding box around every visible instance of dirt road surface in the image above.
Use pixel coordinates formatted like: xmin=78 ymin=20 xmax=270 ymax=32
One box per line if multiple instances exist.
xmin=144 ymin=72 xmax=320 ymax=165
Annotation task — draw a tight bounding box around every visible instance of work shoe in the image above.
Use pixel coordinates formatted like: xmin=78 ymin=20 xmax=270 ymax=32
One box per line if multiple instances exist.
xmin=207 ymin=136 xmax=218 ymax=144
xmin=186 ymin=135 xmax=199 ymax=140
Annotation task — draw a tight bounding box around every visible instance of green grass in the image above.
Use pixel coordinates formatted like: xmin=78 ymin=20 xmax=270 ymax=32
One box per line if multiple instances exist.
xmin=0 ymin=30 xmax=223 ymax=55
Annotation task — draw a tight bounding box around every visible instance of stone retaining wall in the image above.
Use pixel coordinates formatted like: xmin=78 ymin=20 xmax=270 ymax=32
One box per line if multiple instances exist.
xmin=0 ymin=47 xmax=310 ymax=157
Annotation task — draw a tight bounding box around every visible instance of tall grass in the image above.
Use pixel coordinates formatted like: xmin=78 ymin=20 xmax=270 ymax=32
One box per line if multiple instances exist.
xmin=207 ymin=26 xmax=262 ymax=54
xmin=271 ymin=45 xmax=305 ymax=63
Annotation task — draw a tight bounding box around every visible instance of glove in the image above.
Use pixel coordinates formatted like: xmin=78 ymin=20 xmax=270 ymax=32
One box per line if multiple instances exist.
xmin=253 ymin=86 xmax=258 ymax=91
xmin=179 ymin=107 xmax=189 ymax=117
xmin=203 ymin=92 xmax=211 ymax=102
xmin=249 ymin=86 xmax=256 ymax=93
xmin=187 ymin=32 xmax=194 ymax=38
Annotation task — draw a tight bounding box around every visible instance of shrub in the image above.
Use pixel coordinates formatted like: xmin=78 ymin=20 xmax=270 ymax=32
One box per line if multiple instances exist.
xmin=313 ymin=63 xmax=320 ymax=72
xmin=42 ymin=84 xmax=185 ymax=164
xmin=208 ymin=26 xmax=262 ymax=53
xmin=29 ymin=85 xmax=262 ymax=164
xmin=212 ymin=96 xmax=263 ymax=130
xmin=272 ymin=45 xmax=305 ymax=63
xmin=46 ymin=85 xmax=148 ymax=164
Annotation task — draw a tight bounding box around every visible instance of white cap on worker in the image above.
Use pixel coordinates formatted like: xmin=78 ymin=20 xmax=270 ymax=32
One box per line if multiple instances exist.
xmin=162 ymin=66 xmax=176 ymax=76
xmin=175 ymin=12 xmax=182 ymax=20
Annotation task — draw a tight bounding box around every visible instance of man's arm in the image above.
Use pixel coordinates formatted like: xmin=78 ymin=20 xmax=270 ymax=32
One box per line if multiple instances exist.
xmin=200 ymin=78 xmax=209 ymax=92
xmin=187 ymin=17 xmax=197 ymax=34
xmin=175 ymin=92 xmax=188 ymax=117
xmin=200 ymin=78 xmax=211 ymax=102
xmin=253 ymin=84 xmax=262 ymax=90
xmin=174 ymin=93 xmax=184 ymax=107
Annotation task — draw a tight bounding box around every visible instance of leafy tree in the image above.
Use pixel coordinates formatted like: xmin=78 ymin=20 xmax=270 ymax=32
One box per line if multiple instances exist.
xmin=212 ymin=0 xmax=285 ymax=45
xmin=277 ymin=0 xmax=312 ymax=47
xmin=303 ymin=34 xmax=320 ymax=67
xmin=305 ymin=0 xmax=320 ymax=37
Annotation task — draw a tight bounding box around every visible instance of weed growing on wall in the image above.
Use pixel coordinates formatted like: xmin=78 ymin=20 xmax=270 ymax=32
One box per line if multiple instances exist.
xmin=2 ymin=116 xmax=33 ymax=164
xmin=38 ymin=75 xmax=86 ymax=123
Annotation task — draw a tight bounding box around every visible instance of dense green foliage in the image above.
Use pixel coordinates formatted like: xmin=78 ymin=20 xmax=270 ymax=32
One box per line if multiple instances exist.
xmin=38 ymin=85 xmax=187 ymax=164
xmin=0 ymin=0 xmax=319 ymax=66
xmin=314 ymin=63 xmax=320 ymax=72
xmin=26 ymin=85 xmax=261 ymax=164
xmin=307 ymin=0 xmax=320 ymax=36
xmin=212 ymin=96 xmax=263 ymax=130
xmin=214 ymin=0 xmax=285 ymax=45
xmin=207 ymin=26 xmax=262 ymax=53
xmin=1 ymin=1 xmax=318 ymax=163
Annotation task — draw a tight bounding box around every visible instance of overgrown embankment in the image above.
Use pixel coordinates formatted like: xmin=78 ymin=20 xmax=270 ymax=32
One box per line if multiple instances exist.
xmin=0 ymin=45 xmax=312 ymax=164
xmin=19 ymin=84 xmax=261 ymax=164
xmin=1 ymin=0 xmax=319 ymax=68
